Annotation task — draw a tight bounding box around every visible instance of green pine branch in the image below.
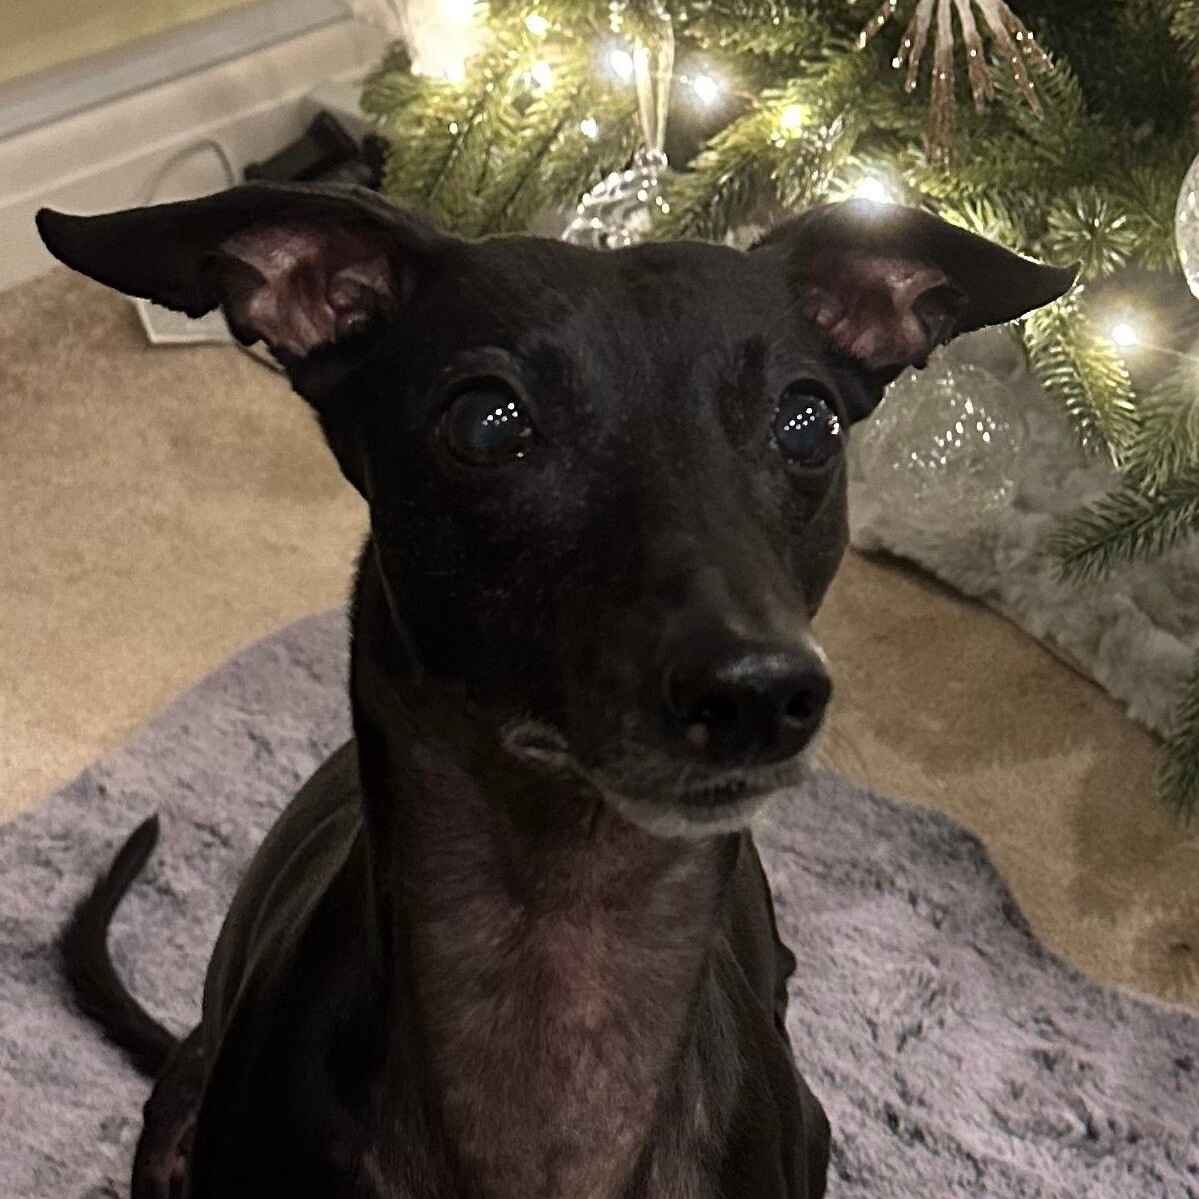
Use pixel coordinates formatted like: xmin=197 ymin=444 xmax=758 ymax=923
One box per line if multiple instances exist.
xmin=1156 ymin=651 xmax=1199 ymax=823
xmin=655 ymin=42 xmax=879 ymax=239
xmin=1123 ymin=364 xmax=1199 ymax=493
xmin=1042 ymin=187 xmax=1138 ymax=278
xmin=683 ymin=1 xmax=832 ymax=59
xmin=1044 ymin=468 xmax=1199 ymax=583
xmin=1170 ymin=0 xmax=1199 ymax=70
xmin=1112 ymin=155 xmax=1189 ymax=274
xmin=1021 ymin=293 xmax=1139 ymax=466
xmin=364 ymin=13 xmax=638 ymax=235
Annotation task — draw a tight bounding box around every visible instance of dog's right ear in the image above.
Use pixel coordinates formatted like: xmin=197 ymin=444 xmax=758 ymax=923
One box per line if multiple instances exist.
xmin=36 ymin=183 xmax=451 ymax=406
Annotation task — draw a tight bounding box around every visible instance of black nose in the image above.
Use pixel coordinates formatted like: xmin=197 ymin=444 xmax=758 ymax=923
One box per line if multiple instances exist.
xmin=663 ymin=638 xmax=832 ymax=766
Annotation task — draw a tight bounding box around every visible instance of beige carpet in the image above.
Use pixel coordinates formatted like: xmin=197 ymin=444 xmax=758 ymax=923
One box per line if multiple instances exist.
xmin=4 ymin=268 xmax=1197 ymax=1010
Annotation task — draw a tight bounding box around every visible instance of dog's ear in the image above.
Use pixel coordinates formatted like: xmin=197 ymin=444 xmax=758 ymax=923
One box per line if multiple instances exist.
xmin=36 ymin=183 xmax=450 ymax=404
xmin=754 ymin=199 xmax=1077 ymax=420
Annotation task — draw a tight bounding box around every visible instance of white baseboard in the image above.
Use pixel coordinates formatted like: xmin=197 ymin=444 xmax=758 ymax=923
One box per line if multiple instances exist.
xmin=0 ymin=15 xmax=388 ymax=293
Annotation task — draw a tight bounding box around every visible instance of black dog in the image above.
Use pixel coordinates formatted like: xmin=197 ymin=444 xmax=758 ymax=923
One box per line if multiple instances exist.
xmin=39 ymin=184 xmax=1073 ymax=1198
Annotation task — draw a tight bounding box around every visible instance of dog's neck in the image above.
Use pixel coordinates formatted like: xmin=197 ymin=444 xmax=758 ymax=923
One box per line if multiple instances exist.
xmin=349 ymin=556 xmax=740 ymax=1198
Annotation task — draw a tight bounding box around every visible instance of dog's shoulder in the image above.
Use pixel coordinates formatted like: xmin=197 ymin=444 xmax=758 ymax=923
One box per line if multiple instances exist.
xmin=200 ymin=740 xmax=364 ymax=1046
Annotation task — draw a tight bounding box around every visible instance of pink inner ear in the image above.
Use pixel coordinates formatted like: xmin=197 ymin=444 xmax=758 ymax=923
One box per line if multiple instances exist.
xmin=799 ymin=250 xmax=958 ymax=371
xmin=220 ymin=223 xmax=396 ymax=357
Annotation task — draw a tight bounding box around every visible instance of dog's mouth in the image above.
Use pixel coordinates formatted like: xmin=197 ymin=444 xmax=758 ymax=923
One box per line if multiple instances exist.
xmin=501 ymin=718 xmax=810 ymax=838
xmin=502 ymin=720 xmax=574 ymax=768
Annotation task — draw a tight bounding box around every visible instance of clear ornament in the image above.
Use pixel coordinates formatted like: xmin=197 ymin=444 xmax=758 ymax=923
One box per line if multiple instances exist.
xmin=853 ymin=356 xmax=1027 ymax=518
xmin=563 ymin=6 xmax=674 ymax=249
xmin=1175 ymin=148 xmax=1199 ymax=300
xmin=562 ymin=148 xmax=671 ymax=248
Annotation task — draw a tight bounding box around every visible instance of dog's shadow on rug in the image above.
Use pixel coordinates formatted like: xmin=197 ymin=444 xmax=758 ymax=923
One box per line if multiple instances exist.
xmin=1 ymin=610 xmax=1196 ymax=1198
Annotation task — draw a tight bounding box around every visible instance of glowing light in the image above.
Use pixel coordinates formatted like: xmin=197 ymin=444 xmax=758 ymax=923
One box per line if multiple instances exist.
xmin=691 ymin=73 xmax=721 ymax=105
xmin=779 ymin=104 xmax=807 ymax=133
xmin=853 ymin=176 xmax=896 ymax=204
xmin=405 ymin=0 xmax=478 ymax=82
xmin=525 ymin=12 xmax=550 ymax=36
xmin=1110 ymin=321 xmax=1139 ymax=348
xmin=579 ymin=116 xmax=599 ymax=139
xmin=529 ymin=60 xmax=554 ymax=89
xmin=607 ymin=46 xmax=635 ymax=81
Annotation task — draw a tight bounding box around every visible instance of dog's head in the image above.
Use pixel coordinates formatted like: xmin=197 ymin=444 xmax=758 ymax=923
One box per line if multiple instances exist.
xmin=38 ymin=185 xmax=1073 ymax=836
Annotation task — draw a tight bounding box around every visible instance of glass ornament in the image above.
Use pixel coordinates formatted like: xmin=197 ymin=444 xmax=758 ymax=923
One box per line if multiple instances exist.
xmin=562 ymin=148 xmax=671 ymax=249
xmin=1175 ymin=147 xmax=1199 ymax=300
xmin=563 ymin=6 xmax=673 ymax=249
xmin=853 ymin=357 xmax=1026 ymax=518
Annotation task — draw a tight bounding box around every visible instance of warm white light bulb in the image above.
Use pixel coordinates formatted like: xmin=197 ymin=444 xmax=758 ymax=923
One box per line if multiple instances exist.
xmin=853 ymin=176 xmax=895 ymax=205
xmin=1110 ymin=321 xmax=1138 ymax=348
xmin=779 ymin=103 xmax=806 ymax=133
xmin=608 ymin=47 xmax=635 ymax=81
xmin=529 ymin=60 xmax=554 ymax=89
xmin=525 ymin=13 xmax=550 ymax=37
xmin=691 ymin=73 xmax=721 ymax=105
xmin=579 ymin=116 xmax=600 ymax=139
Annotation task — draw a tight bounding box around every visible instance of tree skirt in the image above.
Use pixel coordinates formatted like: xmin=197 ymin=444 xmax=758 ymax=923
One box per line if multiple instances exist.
xmin=850 ymin=330 xmax=1199 ymax=741
xmin=1 ymin=610 xmax=1196 ymax=1198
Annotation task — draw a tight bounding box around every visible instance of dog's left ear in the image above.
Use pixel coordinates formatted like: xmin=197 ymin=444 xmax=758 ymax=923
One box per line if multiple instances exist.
xmin=753 ymin=199 xmax=1077 ymax=420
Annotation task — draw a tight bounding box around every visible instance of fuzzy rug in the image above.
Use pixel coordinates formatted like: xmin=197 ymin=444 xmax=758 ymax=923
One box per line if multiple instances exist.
xmin=1 ymin=610 xmax=1197 ymax=1198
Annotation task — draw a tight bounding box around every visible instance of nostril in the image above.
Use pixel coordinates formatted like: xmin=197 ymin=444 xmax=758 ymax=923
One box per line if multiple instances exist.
xmin=783 ymin=672 xmax=832 ymax=727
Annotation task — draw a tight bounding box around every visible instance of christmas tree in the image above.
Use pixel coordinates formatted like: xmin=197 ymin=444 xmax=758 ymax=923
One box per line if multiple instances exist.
xmin=362 ymin=0 xmax=1199 ymax=819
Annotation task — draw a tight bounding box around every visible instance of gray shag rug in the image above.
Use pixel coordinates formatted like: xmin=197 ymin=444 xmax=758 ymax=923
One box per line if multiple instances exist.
xmin=2 ymin=610 xmax=1197 ymax=1198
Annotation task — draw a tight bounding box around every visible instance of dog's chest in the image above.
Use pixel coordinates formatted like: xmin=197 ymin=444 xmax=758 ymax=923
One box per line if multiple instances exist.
xmin=411 ymin=907 xmax=717 ymax=1198
xmin=400 ymin=825 xmax=734 ymax=1199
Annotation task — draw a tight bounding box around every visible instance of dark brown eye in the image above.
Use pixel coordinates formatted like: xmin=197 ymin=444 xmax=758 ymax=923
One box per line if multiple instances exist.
xmin=773 ymin=383 xmax=842 ymax=469
xmin=442 ymin=381 xmax=535 ymax=465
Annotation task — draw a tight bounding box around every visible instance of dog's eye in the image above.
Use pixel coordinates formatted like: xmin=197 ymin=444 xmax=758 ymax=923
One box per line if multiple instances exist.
xmin=772 ymin=383 xmax=843 ymax=469
xmin=442 ymin=382 xmax=536 ymax=465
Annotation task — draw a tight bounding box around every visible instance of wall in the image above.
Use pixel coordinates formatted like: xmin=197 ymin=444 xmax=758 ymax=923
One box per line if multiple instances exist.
xmin=0 ymin=0 xmax=259 ymax=85
xmin=0 ymin=7 xmax=386 ymax=292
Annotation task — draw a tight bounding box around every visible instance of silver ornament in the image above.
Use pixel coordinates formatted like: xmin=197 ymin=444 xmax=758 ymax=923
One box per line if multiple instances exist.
xmin=1175 ymin=148 xmax=1199 ymax=300
xmin=854 ymin=357 xmax=1026 ymax=518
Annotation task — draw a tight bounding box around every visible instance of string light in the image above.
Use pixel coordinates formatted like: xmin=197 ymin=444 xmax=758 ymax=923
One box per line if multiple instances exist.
xmin=529 ymin=60 xmax=554 ymax=89
xmin=1099 ymin=312 xmax=1199 ymax=365
xmin=853 ymin=176 xmax=897 ymax=204
xmin=406 ymin=0 xmax=477 ymax=81
xmin=579 ymin=116 xmax=600 ymax=139
xmin=778 ymin=103 xmax=807 ymax=134
xmin=1109 ymin=321 xmax=1139 ymax=349
xmin=690 ymin=73 xmax=721 ymax=105
xmin=607 ymin=46 xmax=635 ymax=81
xmin=525 ymin=13 xmax=550 ymax=37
